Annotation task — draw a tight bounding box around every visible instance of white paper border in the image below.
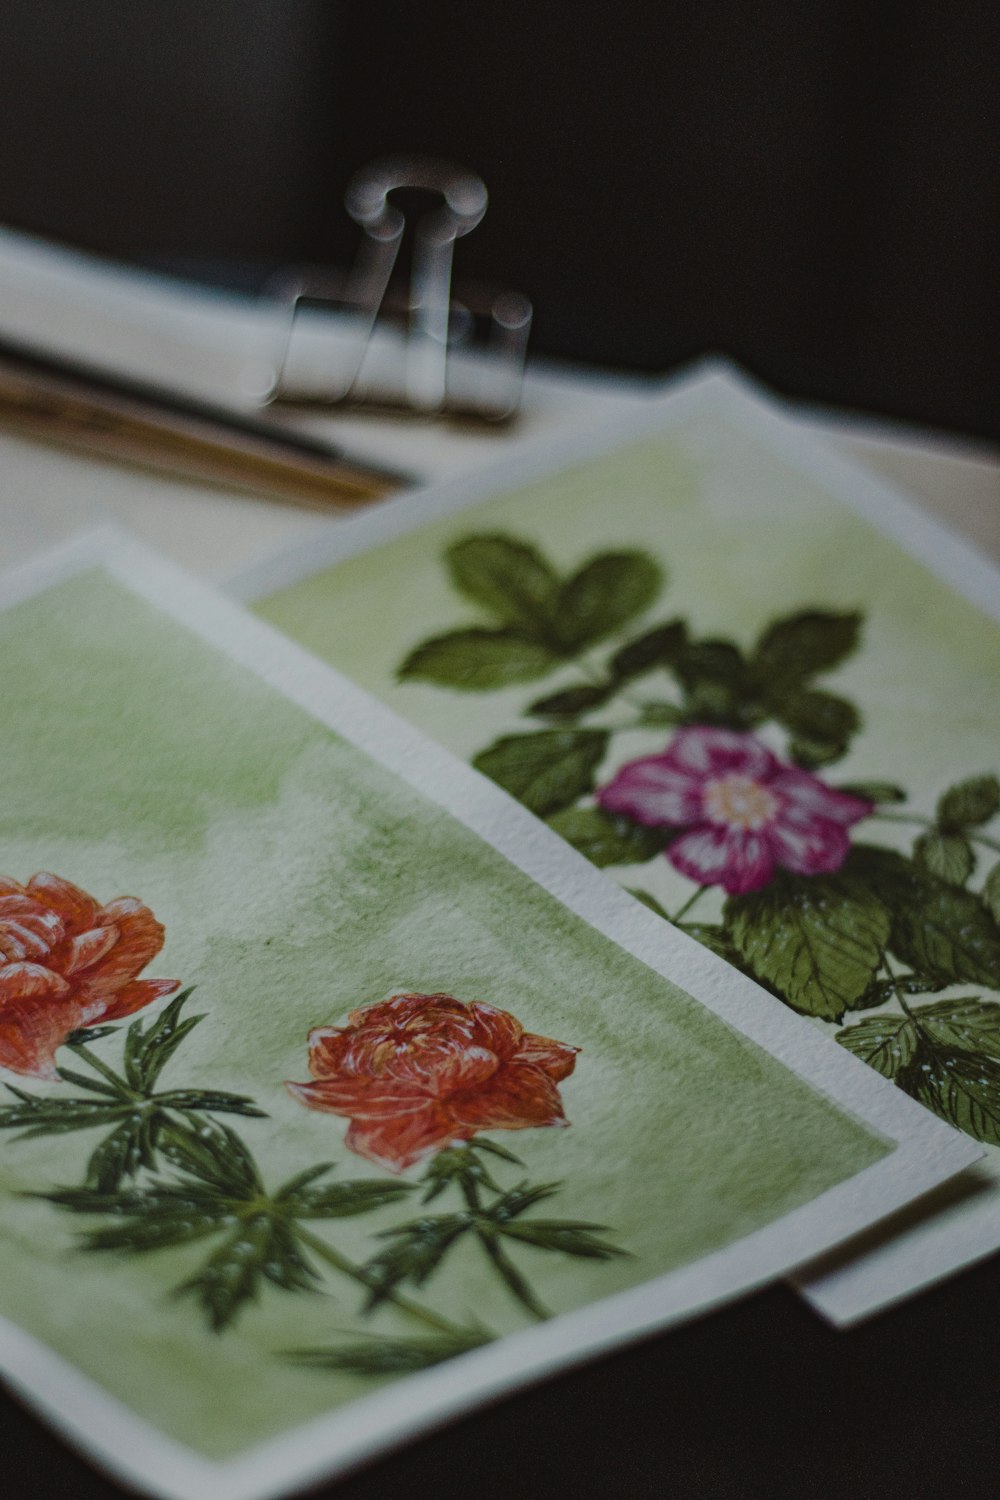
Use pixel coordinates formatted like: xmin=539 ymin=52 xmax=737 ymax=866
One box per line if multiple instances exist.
xmin=0 ymin=524 xmax=978 ymax=1498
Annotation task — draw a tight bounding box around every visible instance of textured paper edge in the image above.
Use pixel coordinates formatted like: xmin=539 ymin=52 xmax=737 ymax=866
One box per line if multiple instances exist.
xmin=0 ymin=524 xmax=979 ymax=1500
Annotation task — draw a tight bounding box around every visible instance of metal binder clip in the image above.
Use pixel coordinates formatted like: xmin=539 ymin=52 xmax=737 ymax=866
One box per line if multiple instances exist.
xmin=264 ymin=156 xmax=532 ymax=422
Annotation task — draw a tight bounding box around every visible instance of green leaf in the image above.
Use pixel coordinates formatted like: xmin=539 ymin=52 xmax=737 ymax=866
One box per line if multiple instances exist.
xmin=675 ymin=639 xmax=746 ymax=688
xmin=887 ymin=876 xmax=1000 ymax=988
xmin=445 ymin=535 xmax=558 ymax=633
xmin=156 ymin=1089 xmax=266 ymax=1117
xmin=498 ymin=1220 xmax=628 ymax=1260
xmin=725 ymin=871 xmax=891 ymax=1022
xmin=984 ymin=862 xmax=1000 ymax=925
xmin=527 ymin=683 xmax=613 ymax=719
xmin=610 ymin=620 xmax=688 ymax=680
xmin=753 ymin=610 xmax=862 ymax=685
xmin=626 ymin=888 xmax=670 ymax=919
xmin=81 ymin=1207 xmax=224 ymax=1255
xmin=0 ymin=1096 xmax=129 ymax=1136
xmin=398 ymin=629 xmax=560 ymax=690
xmin=936 ymin=774 xmax=1000 ymax=830
xmin=362 ymin=1216 xmax=472 ymax=1308
xmin=288 ymin=1180 xmax=413 ymax=1219
xmin=836 ymin=782 xmax=906 ymax=805
xmin=546 ymin=806 xmax=671 ymax=866
xmin=772 ymin=689 xmax=859 ymax=746
xmin=159 ymin=1120 xmax=262 ymax=1196
xmin=474 ymin=1226 xmax=550 ymax=1319
xmin=914 ymin=995 xmax=1000 ymax=1052
xmin=175 ymin=1215 xmax=309 ymax=1332
xmin=914 ymin=831 xmax=974 ymax=887
xmin=287 ymin=1328 xmax=492 ymax=1375
xmin=903 ymin=1043 xmax=1000 ymax=1146
xmin=553 ymin=552 xmax=662 ymax=649
xmin=488 ymin=1182 xmax=561 ymax=1222
xmin=125 ymin=989 xmax=201 ymax=1092
xmin=84 ymin=1119 xmax=151 ymax=1193
xmin=836 ymin=1014 xmax=918 ymax=1080
xmin=787 ymin=736 xmax=852 ymax=771
xmin=473 ymin=729 xmax=609 ymax=816
xmin=679 ymin=923 xmax=740 ymax=964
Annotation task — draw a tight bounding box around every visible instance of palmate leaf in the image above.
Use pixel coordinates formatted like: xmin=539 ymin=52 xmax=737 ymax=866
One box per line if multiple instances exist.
xmin=362 ymin=1215 xmax=472 ymax=1308
xmin=398 ymin=628 xmax=560 ymax=690
xmin=498 ymin=1220 xmax=629 ymax=1260
xmin=552 ymin=552 xmax=662 ymax=649
xmin=545 ymin=806 xmax=671 ymax=867
xmin=287 ymin=1326 xmax=492 ymax=1376
xmin=0 ymin=1092 xmax=131 ymax=1137
xmin=475 ymin=1227 xmax=550 ymax=1319
xmin=123 ymin=988 xmax=202 ymax=1092
xmin=84 ymin=1116 xmax=157 ymax=1193
xmin=283 ymin=1178 xmax=412 ymax=1218
xmin=158 ymin=1120 xmax=263 ymax=1197
xmin=175 ymin=1213 xmax=318 ymax=1332
xmin=724 ymin=870 xmax=891 ymax=1022
xmin=445 ymin=535 xmax=559 ymax=633
xmin=473 ymin=729 xmax=609 ymax=816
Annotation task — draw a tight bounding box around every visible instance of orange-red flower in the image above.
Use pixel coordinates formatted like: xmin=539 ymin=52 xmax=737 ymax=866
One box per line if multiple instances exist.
xmin=0 ymin=873 xmax=179 ymax=1080
xmin=287 ymin=992 xmax=580 ymax=1173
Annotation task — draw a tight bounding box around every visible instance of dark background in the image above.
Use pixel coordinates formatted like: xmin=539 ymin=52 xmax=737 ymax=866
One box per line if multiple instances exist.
xmin=1 ymin=5 xmax=999 ymax=1498
xmin=0 ymin=3 xmax=998 ymax=439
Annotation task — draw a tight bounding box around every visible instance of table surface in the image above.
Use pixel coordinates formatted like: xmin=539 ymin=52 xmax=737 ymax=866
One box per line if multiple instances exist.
xmin=1 ymin=234 xmax=999 ymax=1500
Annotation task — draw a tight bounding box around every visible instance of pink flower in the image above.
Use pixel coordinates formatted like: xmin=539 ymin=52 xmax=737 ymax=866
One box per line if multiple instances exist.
xmin=596 ymin=726 xmax=873 ymax=896
xmin=287 ymin=992 xmax=579 ymax=1173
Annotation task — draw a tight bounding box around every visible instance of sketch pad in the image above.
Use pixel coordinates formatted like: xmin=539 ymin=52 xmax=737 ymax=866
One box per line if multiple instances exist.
xmin=0 ymin=527 xmax=972 ymax=1499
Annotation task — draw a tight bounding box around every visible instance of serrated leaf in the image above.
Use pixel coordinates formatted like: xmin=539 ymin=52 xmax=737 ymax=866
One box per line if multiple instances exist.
xmin=836 ymin=782 xmax=906 ymax=805
xmin=914 ymin=831 xmax=974 ymax=886
xmin=553 ymin=552 xmax=662 ymax=649
xmin=399 ymin=629 xmax=560 ymax=690
xmin=498 ymin=1220 xmax=628 ymax=1259
xmin=287 ymin=1328 xmax=491 ymax=1375
xmin=914 ymin=996 xmax=1000 ymax=1052
xmin=445 ymin=535 xmax=558 ymax=632
xmin=610 ymin=619 xmax=688 ymax=679
xmin=527 ymin=683 xmax=613 ymax=719
xmin=903 ymin=1043 xmax=1000 ymax=1146
xmin=725 ymin=871 xmax=891 ymax=1022
xmin=473 ymin=729 xmax=609 ymax=816
xmin=937 ymin=774 xmax=1000 ymax=830
xmin=545 ymin=806 xmax=671 ymax=866
xmin=836 ymin=1014 xmax=918 ymax=1080
xmin=984 ymin=862 xmax=1000 ymax=925
xmin=773 ymin=689 xmax=858 ymax=745
xmin=753 ymin=610 xmax=862 ymax=684
xmin=887 ymin=876 xmax=1000 ymax=987
xmin=680 ymin=923 xmax=740 ymax=964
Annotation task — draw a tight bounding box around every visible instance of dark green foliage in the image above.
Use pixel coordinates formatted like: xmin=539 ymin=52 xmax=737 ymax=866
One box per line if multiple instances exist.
xmin=445 ymin=535 xmax=558 ymax=633
xmin=552 ymin=552 xmax=662 ymax=649
xmin=398 ymin=629 xmax=559 ymax=689
xmin=287 ymin=1327 xmax=492 ymax=1376
xmin=528 ymin=684 xmax=615 ymax=719
xmin=546 ymin=807 xmax=672 ymax=866
xmin=936 ymin=774 xmax=1000 ymax=831
xmin=914 ymin=830 xmax=975 ymax=887
xmin=0 ymin=992 xmax=265 ymax=1193
xmin=610 ymin=620 xmax=687 ymax=679
xmin=473 ymin=729 xmax=609 ymax=816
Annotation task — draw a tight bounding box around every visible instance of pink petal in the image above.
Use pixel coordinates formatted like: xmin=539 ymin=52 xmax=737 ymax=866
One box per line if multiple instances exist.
xmin=662 ymin=726 xmax=778 ymax=781
xmin=768 ymin=816 xmax=852 ymax=877
xmin=771 ymin=768 xmax=873 ymax=827
xmin=597 ymin=757 xmax=704 ymax=826
xmin=667 ymin=824 xmax=776 ymax=894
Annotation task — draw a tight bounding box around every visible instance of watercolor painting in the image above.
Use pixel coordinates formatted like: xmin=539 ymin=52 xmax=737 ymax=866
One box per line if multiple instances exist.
xmin=392 ymin=531 xmax=1000 ymax=1148
xmin=0 ymin=539 xmax=957 ymax=1499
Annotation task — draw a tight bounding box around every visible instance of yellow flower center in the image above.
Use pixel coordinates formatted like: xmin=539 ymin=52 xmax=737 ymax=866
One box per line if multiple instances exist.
xmin=703 ymin=774 xmax=778 ymax=831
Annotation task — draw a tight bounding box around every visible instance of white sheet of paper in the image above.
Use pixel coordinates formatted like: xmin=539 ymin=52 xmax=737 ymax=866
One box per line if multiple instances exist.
xmin=0 ymin=527 xmax=974 ymax=1500
xmin=231 ymin=362 xmax=1000 ymax=1324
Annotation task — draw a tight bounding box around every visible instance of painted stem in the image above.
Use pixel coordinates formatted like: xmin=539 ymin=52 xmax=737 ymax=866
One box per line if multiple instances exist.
xmin=671 ymin=885 xmax=709 ymax=925
xmin=296 ymin=1228 xmax=459 ymax=1336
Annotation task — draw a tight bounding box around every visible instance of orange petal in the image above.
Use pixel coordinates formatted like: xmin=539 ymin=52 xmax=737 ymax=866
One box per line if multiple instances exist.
xmin=61 ymin=925 xmax=120 ymax=976
xmin=26 ymin=873 xmax=99 ymax=933
xmin=515 ymin=1031 xmax=580 ymax=1083
xmin=469 ymin=1002 xmax=523 ymax=1060
xmin=306 ymin=1026 xmax=354 ymax=1079
xmin=345 ymin=1105 xmax=460 ymax=1173
xmin=0 ymin=877 xmax=26 ymax=898
xmin=0 ymin=896 xmax=64 ymax=959
xmin=285 ymin=1076 xmax=429 ymax=1121
xmin=446 ymin=1061 xmax=568 ymax=1134
xmin=0 ymin=963 xmax=78 ymax=1079
xmin=79 ymin=899 xmax=165 ymax=996
xmin=99 ymin=977 xmax=179 ymax=1022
